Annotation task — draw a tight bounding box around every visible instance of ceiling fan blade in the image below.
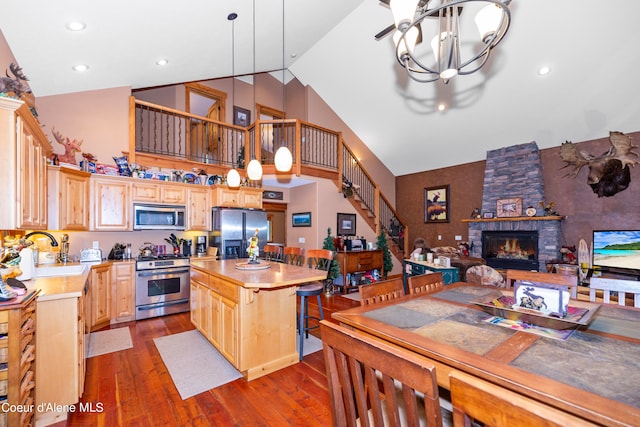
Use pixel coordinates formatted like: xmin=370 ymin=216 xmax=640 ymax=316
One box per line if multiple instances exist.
xmin=374 ymin=23 xmax=396 ymax=41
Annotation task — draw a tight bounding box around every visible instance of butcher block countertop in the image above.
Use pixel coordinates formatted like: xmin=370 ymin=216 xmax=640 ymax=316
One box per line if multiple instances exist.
xmin=190 ymin=259 xmax=328 ymax=289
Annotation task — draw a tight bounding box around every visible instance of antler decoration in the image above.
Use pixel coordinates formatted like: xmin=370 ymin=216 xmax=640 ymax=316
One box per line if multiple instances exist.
xmin=560 ymin=131 xmax=639 ymax=197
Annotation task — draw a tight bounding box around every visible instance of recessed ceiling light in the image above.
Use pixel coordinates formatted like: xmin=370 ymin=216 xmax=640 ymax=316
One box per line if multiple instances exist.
xmin=66 ymin=21 xmax=86 ymax=31
xmin=156 ymin=59 xmax=169 ymax=66
xmin=437 ymin=104 xmax=446 ymax=112
xmin=537 ymin=65 xmax=551 ymax=76
xmin=72 ymin=64 xmax=89 ymax=72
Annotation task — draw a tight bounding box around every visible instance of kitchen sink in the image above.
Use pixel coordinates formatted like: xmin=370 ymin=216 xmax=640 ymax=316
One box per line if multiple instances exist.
xmin=34 ymin=264 xmax=87 ymax=278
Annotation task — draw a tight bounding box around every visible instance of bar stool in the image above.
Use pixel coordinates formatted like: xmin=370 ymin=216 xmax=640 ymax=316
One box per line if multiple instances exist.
xmin=283 ymin=246 xmax=303 ymax=266
xmin=296 ymin=248 xmax=333 ymax=360
xmin=263 ymin=244 xmax=283 ymax=262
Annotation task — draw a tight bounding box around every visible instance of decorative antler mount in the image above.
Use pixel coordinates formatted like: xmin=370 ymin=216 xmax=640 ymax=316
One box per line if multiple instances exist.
xmin=559 ymin=131 xmax=638 ymax=197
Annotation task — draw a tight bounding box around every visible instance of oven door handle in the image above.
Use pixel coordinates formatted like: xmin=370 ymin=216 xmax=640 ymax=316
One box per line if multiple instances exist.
xmin=136 ymin=269 xmax=190 ymax=277
xmin=137 ymin=299 xmax=189 ymax=311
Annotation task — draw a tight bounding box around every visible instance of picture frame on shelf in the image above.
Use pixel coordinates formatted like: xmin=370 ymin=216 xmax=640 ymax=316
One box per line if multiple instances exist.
xmin=292 ymin=212 xmax=312 ymax=227
xmin=496 ymin=197 xmax=523 ymax=218
xmin=424 ymin=185 xmax=450 ymax=223
xmin=337 ymin=213 xmax=357 ymax=236
xmin=233 ymin=106 xmax=251 ymax=127
xmin=482 ymin=212 xmax=495 ymax=219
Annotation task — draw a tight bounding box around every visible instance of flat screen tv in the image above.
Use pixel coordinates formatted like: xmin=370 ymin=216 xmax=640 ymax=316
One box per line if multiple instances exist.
xmin=592 ymin=230 xmax=640 ymax=272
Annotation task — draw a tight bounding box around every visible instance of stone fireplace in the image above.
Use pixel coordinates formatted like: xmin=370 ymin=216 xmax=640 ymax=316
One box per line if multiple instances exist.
xmin=468 ymin=142 xmax=562 ymax=271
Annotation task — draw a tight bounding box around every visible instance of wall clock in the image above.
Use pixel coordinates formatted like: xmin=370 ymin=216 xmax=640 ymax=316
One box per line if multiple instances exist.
xmin=525 ymin=206 xmax=537 ymax=217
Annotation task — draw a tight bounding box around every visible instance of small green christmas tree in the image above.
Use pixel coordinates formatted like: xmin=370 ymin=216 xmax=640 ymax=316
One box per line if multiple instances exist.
xmin=376 ymin=230 xmax=393 ymax=279
xmin=322 ymin=228 xmax=341 ymax=281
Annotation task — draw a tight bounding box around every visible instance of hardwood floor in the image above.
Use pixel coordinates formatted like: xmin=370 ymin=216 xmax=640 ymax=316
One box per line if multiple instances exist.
xmin=57 ymin=292 xmax=359 ymax=426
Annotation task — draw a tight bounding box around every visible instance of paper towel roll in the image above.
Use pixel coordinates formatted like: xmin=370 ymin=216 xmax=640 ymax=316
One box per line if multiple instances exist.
xmin=17 ymin=247 xmax=34 ymax=280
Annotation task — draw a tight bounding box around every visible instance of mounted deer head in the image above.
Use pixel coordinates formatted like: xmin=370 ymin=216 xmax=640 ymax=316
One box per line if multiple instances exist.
xmin=560 ymin=131 xmax=639 ymax=197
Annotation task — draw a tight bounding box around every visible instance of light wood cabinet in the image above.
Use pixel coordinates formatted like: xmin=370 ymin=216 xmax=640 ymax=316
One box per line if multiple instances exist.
xmin=90 ymin=264 xmax=111 ymax=331
xmin=131 ymin=181 xmax=186 ymax=204
xmin=111 ymin=261 xmax=135 ymax=324
xmin=36 ymin=282 xmax=87 ymax=425
xmin=240 ymin=187 xmax=264 ymax=209
xmin=0 ymin=97 xmax=51 ymax=230
xmin=211 ymin=185 xmax=263 ymax=209
xmin=0 ymin=291 xmax=38 ymax=427
xmin=190 ymin=268 xmax=238 ymax=366
xmin=91 ymin=175 xmax=131 ymax=231
xmin=47 ymin=165 xmax=91 ymax=230
xmin=188 ymin=186 xmax=211 ymax=231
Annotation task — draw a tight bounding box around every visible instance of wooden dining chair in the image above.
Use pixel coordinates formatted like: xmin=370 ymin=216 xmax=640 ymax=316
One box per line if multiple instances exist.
xmin=297 ymin=249 xmax=334 ymax=360
xmin=283 ymin=246 xmax=303 ymax=266
xmin=321 ymin=320 xmax=446 ymax=427
xmin=358 ymin=277 xmax=405 ymax=306
xmin=262 ymin=244 xmax=283 ymax=262
xmin=407 ymin=272 xmax=444 ymax=296
xmin=505 ymin=269 xmax=579 ymax=299
xmin=449 ymin=370 xmax=597 ymax=426
xmin=589 ymin=277 xmax=640 ymax=307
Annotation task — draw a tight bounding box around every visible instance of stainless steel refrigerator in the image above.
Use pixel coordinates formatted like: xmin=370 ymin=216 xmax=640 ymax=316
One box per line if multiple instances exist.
xmin=210 ymin=208 xmax=268 ymax=259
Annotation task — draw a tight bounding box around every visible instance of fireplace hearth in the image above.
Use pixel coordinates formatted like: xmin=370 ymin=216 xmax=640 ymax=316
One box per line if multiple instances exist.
xmin=482 ymin=230 xmax=538 ymax=271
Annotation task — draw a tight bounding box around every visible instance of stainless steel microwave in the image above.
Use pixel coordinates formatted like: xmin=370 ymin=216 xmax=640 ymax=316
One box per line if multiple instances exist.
xmin=133 ymin=204 xmax=186 ymax=230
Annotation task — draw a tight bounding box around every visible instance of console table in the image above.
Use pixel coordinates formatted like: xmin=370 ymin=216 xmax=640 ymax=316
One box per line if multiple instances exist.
xmin=403 ymin=259 xmax=459 ymax=292
xmin=335 ymin=250 xmax=383 ymax=294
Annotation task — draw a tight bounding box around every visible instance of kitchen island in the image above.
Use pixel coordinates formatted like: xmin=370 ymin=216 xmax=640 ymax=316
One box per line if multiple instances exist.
xmin=190 ymin=259 xmax=327 ymax=380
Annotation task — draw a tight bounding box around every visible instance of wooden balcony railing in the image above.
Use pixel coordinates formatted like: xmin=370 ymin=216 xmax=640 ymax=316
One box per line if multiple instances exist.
xmin=128 ymin=96 xmax=409 ymax=256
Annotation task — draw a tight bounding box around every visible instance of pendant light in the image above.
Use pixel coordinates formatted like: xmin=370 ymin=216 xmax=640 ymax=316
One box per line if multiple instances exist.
xmin=274 ymin=0 xmax=292 ymax=172
xmin=246 ymin=0 xmax=263 ymax=181
xmin=227 ymin=12 xmax=241 ymax=188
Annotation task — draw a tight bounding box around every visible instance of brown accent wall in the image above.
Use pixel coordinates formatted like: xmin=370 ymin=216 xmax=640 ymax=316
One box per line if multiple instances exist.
xmin=397 ymin=132 xmax=640 ymax=253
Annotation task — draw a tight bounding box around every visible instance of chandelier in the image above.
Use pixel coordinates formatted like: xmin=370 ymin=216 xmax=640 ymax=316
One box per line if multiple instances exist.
xmin=386 ymin=0 xmax=512 ymax=84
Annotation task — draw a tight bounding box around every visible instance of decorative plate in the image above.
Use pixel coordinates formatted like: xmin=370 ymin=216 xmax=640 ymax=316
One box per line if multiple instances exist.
xmin=525 ymin=206 xmax=537 ymax=217
xmin=207 ymin=175 xmax=218 ymax=185
xmin=182 ymin=172 xmax=197 ymax=184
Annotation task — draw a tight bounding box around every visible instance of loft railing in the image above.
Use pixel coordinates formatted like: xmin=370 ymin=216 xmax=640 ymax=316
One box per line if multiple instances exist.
xmin=129 ymin=97 xmax=409 ymax=255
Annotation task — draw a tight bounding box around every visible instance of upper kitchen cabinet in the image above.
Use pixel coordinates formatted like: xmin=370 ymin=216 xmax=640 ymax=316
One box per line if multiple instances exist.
xmin=0 ymin=98 xmax=52 ymax=230
xmin=188 ymin=186 xmax=211 ymax=231
xmin=48 ymin=165 xmax=91 ymax=230
xmin=211 ymin=186 xmax=263 ymax=209
xmin=131 ymin=181 xmax=186 ymax=204
xmin=91 ymin=175 xmax=131 ymax=231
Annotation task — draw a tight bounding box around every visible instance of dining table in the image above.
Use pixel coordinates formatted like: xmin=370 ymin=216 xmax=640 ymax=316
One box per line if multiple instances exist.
xmin=331 ymin=282 xmax=640 ymax=427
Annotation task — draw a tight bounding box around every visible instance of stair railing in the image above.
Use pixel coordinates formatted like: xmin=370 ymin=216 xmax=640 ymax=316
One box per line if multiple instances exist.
xmin=130 ymin=96 xmax=408 ymax=256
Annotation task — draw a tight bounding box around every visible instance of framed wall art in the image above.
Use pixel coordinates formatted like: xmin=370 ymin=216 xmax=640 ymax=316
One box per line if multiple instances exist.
xmin=233 ymin=106 xmax=251 ymax=127
xmin=337 ymin=213 xmax=357 ymax=236
xmin=424 ymin=185 xmax=450 ymax=223
xmin=292 ymin=212 xmax=311 ymax=227
xmin=496 ymin=198 xmax=523 ymax=218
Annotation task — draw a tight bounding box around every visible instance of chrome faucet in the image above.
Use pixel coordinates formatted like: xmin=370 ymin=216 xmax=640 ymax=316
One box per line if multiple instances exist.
xmin=24 ymin=231 xmax=59 ymax=247
xmin=59 ymin=234 xmax=70 ymax=263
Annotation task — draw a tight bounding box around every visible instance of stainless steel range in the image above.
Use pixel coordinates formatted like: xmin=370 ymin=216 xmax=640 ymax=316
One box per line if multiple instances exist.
xmin=135 ymin=255 xmax=190 ymax=320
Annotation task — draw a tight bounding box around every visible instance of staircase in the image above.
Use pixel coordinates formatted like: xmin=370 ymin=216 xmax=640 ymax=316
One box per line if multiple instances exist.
xmin=129 ymin=97 xmax=409 ymax=261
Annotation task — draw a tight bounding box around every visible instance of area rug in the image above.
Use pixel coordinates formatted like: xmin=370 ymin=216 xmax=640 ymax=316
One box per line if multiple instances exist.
xmin=340 ymin=292 xmax=361 ymax=302
xmin=155 ymin=330 xmax=324 ymax=400
xmin=88 ymin=327 xmax=133 ymax=358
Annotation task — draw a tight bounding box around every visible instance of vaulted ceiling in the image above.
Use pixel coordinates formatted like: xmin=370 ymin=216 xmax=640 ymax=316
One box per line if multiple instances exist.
xmin=2 ymin=0 xmax=639 ymax=176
